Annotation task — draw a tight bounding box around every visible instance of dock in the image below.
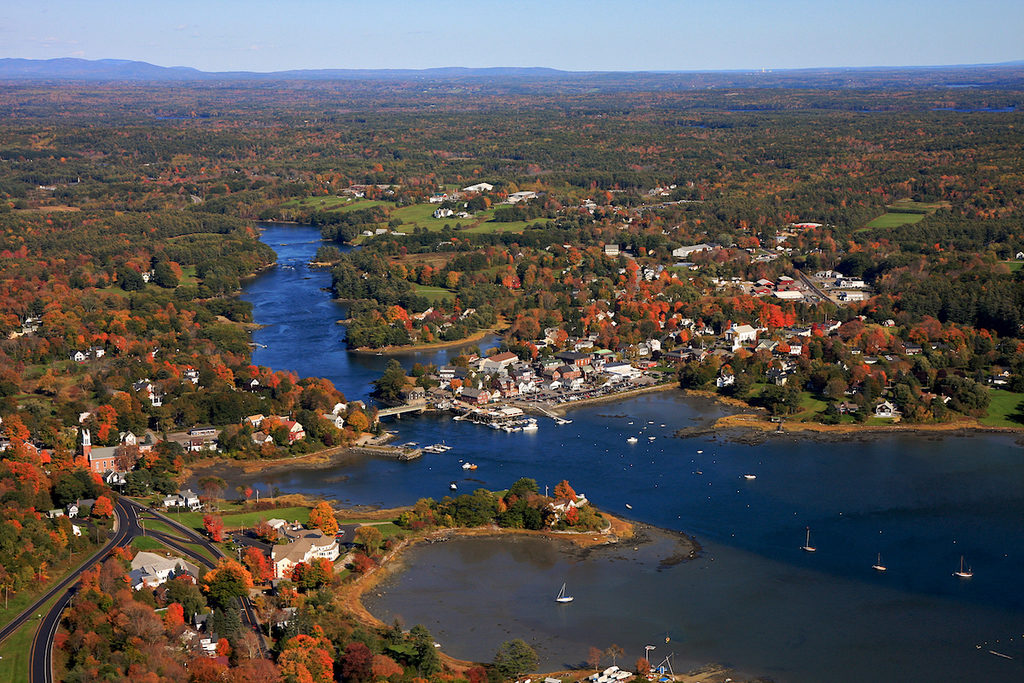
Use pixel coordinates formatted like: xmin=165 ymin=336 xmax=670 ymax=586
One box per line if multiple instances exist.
xmin=349 ymin=445 xmax=422 ymax=461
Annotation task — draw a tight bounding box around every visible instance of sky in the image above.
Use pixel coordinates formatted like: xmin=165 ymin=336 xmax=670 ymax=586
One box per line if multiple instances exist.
xmin=2 ymin=0 xmax=1022 ymax=73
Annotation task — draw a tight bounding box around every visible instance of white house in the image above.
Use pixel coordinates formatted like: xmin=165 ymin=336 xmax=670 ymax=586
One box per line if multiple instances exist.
xmin=507 ymin=191 xmax=537 ymax=203
xmin=725 ymin=324 xmax=758 ymax=349
xmin=271 ymin=529 xmax=341 ymax=579
xmin=129 ymin=551 xmax=200 ymax=590
xmin=672 ymin=244 xmax=714 ymax=258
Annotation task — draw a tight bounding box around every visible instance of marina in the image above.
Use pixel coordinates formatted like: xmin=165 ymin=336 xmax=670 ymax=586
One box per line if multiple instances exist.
xmin=242 ymin=223 xmax=1024 ymax=683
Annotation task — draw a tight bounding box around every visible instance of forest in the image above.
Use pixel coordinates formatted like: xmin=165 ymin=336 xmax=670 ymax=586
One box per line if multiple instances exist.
xmin=1 ymin=68 xmax=1024 ymax=679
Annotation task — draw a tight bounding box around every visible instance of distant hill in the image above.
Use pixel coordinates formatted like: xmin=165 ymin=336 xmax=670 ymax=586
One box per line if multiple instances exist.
xmin=0 ymin=58 xmax=576 ymax=81
xmin=2 ymin=57 xmax=1023 ymax=90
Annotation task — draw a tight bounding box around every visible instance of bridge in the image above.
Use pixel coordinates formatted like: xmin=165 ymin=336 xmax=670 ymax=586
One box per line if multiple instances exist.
xmin=377 ymin=401 xmax=428 ymax=419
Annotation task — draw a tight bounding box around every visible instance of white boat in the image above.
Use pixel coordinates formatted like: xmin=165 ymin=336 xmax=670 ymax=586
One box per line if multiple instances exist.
xmin=625 ymin=503 xmax=633 ymax=510
xmin=462 ymin=462 xmax=476 ymax=470
xmin=872 ymin=553 xmax=887 ymax=572
xmin=743 ymin=474 xmax=757 ymax=480
xmin=648 ymin=436 xmax=656 ymax=441
xmin=503 ymin=425 xmax=520 ymax=433
xmin=801 ymin=527 xmax=816 ymax=553
xmin=555 ymin=582 xmax=574 ymax=603
xmin=697 ymin=450 xmax=703 ymax=454
xmin=449 ymin=482 xmax=458 ymax=491
xmin=627 ymin=437 xmax=638 ymax=444
xmin=953 ymin=555 xmax=973 ymax=578
xmin=521 ymin=419 xmax=538 ymax=432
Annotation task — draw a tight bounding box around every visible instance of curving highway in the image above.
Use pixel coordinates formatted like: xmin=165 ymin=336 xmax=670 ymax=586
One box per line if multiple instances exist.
xmin=10 ymin=496 xmax=265 ymax=682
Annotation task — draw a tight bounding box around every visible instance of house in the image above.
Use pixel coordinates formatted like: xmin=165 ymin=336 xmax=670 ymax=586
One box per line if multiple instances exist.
xmin=400 ymin=386 xmax=426 ymax=402
xmin=129 ymin=551 xmax=200 ymax=590
xmin=460 ymin=387 xmax=491 ymax=405
xmin=321 ymin=413 xmax=346 ymax=429
xmin=244 ymin=414 xmax=266 ymax=429
xmin=555 ymin=351 xmax=591 ymax=367
xmin=163 ymin=489 xmax=201 ymax=510
xmin=271 ymin=529 xmax=340 ymax=579
xmin=716 ymin=372 xmax=736 ymax=388
xmin=280 ymin=420 xmax=305 ymax=443
xmin=481 ymin=351 xmax=519 ymax=374
xmin=725 ymin=324 xmax=757 ymax=349
xmin=433 ymin=207 xmax=455 ymax=219
xmin=603 ymin=243 xmax=620 ymax=257
xmin=874 ymin=401 xmax=899 ymax=418
xmin=672 ymin=244 xmax=714 ymax=258
xmin=462 ymin=182 xmax=494 ymax=193
xmin=71 ymin=350 xmax=88 ymax=363
xmin=183 ymin=368 xmax=200 ymax=385
xmin=837 ymin=401 xmax=859 ymax=414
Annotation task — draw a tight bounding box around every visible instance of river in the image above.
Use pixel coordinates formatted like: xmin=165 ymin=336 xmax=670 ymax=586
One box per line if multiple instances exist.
xmin=243 ymin=224 xmax=1024 ymax=682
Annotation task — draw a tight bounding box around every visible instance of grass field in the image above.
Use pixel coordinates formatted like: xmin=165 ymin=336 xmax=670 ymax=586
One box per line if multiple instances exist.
xmin=791 ymin=392 xmax=829 ymax=421
xmin=980 ymin=388 xmax=1024 ymax=427
xmin=0 ymin=592 xmax=62 ymax=683
xmin=865 ymin=212 xmax=927 ymax=228
xmin=865 ymin=199 xmax=949 ymax=229
xmin=130 ymin=535 xmax=171 ymax=552
xmin=172 ymin=505 xmax=312 ymax=534
xmin=411 ymin=283 xmax=454 ymax=303
xmin=1000 ymin=261 xmax=1024 ymax=273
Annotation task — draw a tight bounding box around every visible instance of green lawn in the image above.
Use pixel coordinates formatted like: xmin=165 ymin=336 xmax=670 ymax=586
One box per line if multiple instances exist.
xmin=980 ymin=388 xmax=1024 ymax=427
xmin=0 ymin=592 xmax=62 ymax=683
xmin=791 ymin=392 xmax=828 ymax=421
xmin=171 ymin=505 xmax=312 ymax=534
xmin=411 ymin=283 xmax=454 ymax=303
xmin=865 ymin=212 xmax=927 ymax=229
xmin=130 ymin=535 xmax=172 ymax=552
xmin=280 ymin=196 xmax=387 ymax=212
xmin=1000 ymin=261 xmax=1024 ymax=273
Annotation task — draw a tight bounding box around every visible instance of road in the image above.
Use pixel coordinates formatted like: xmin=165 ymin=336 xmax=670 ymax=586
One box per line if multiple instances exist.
xmin=25 ymin=497 xmax=139 ymax=683
xmin=21 ymin=497 xmax=265 ymax=682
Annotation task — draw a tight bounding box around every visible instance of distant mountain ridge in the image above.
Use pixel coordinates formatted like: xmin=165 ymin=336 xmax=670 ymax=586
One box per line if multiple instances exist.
xmin=2 ymin=57 xmax=1023 ymax=83
xmin=0 ymin=58 xmax=581 ymax=81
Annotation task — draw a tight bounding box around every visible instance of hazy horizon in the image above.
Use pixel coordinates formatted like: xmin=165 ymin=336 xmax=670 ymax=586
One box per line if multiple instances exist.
xmin=3 ymin=1 xmax=1022 ymax=74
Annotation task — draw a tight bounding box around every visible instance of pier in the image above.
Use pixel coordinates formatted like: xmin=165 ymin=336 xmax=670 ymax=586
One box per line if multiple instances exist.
xmin=349 ymin=445 xmax=422 ymax=461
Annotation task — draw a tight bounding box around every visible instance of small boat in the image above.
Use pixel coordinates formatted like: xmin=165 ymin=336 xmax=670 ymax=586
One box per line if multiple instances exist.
xmin=953 ymin=555 xmax=973 ymax=578
xmin=625 ymin=503 xmax=632 ymax=510
xmin=648 ymin=436 xmax=656 ymax=441
xmin=522 ymin=419 xmax=538 ymax=432
xmin=449 ymin=482 xmax=458 ymax=491
xmin=555 ymin=582 xmax=574 ymax=603
xmin=626 ymin=437 xmax=638 ymax=444
xmin=801 ymin=527 xmax=816 ymax=553
xmin=872 ymin=553 xmax=887 ymax=572
xmin=697 ymin=450 xmax=703 ymax=454
xmin=462 ymin=462 xmax=474 ymax=470
xmin=743 ymin=474 xmax=757 ymax=480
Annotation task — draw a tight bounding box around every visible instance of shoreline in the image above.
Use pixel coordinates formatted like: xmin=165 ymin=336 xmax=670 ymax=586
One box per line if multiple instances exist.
xmin=538 ymin=380 xmax=679 ymax=416
xmin=348 ymin=322 xmax=508 ymax=355
xmin=682 ymin=388 xmax=1024 ymax=442
xmin=342 ymin=514 xmax=702 ymax=675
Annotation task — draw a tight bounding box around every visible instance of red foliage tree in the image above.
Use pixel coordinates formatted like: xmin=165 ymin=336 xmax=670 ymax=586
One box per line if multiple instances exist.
xmin=243 ymin=547 xmax=273 ymax=583
xmin=91 ymin=495 xmax=114 ymax=518
xmin=340 ymin=641 xmax=373 ymax=683
xmin=203 ymin=514 xmax=225 ymax=542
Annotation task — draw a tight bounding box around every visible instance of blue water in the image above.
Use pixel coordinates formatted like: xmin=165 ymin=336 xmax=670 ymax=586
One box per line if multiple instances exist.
xmin=243 ymin=224 xmax=1024 ymax=682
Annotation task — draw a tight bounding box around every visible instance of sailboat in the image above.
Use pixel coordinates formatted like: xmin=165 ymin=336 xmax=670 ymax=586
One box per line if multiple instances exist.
xmin=555 ymin=582 xmax=574 ymax=603
xmin=953 ymin=555 xmax=973 ymax=578
xmin=872 ymin=553 xmax=887 ymax=572
xmin=801 ymin=527 xmax=816 ymax=553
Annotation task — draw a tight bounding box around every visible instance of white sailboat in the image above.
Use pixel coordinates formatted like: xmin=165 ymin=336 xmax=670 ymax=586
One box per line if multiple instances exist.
xmin=555 ymin=582 xmax=574 ymax=603
xmin=953 ymin=555 xmax=973 ymax=578
xmin=626 ymin=436 xmax=638 ymax=444
xmin=872 ymin=553 xmax=887 ymax=572
xmin=801 ymin=527 xmax=816 ymax=553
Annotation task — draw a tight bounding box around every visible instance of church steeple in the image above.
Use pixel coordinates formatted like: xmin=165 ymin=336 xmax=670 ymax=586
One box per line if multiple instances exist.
xmin=81 ymin=427 xmax=91 ymax=459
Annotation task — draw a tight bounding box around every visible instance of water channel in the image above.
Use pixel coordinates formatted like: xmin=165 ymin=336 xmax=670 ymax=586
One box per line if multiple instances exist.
xmin=242 ymin=223 xmax=1024 ymax=682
